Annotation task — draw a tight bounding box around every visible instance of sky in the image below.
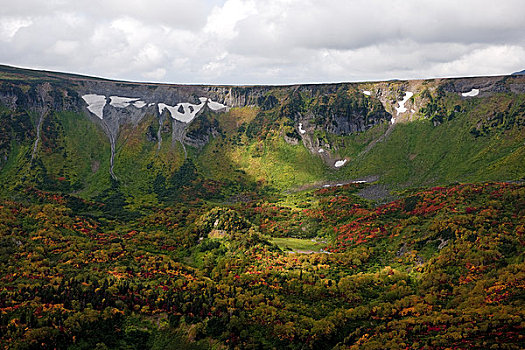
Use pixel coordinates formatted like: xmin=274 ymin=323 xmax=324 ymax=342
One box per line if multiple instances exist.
xmin=1 ymin=0 xmax=525 ymax=85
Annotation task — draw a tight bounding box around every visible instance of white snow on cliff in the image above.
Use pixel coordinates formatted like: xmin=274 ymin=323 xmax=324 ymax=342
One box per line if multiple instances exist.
xmin=83 ymin=93 xmax=227 ymax=122
xmin=207 ymin=99 xmax=227 ymax=111
xmin=158 ymin=97 xmax=229 ymax=123
xmin=82 ymin=94 xmax=106 ymax=119
xmin=395 ymin=92 xmax=413 ymax=116
xmin=109 ymin=96 xmax=140 ymax=108
xmin=133 ymin=101 xmax=147 ymax=108
xmin=462 ymin=88 xmax=479 ymax=97
xmin=334 ymin=159 xmax=347 ymax=168
xmin=363 ymin=90 xmax=371 ymax=96
xmin=298 ymin=123 xmax=306 ymax=134
xmin=158 ymin=101 xmax=204 ymax=123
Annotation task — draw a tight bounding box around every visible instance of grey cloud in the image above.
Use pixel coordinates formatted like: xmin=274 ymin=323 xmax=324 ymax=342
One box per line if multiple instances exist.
xmin=232 ymin=0 xmax=525 ymax=54
xmin=0 ymin=0 xmax=524 ymax=85
xmin=2 ymin=0 xmax=215 ymax=30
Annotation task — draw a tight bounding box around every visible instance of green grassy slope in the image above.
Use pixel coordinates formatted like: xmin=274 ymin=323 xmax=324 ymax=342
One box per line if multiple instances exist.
xmin=340 ymin=93 xmax=525 ymax=186
xmin=0 ymin=110 xmax=111 ymax=198
xmin=193 ymin=90 xmax=525 ymax=193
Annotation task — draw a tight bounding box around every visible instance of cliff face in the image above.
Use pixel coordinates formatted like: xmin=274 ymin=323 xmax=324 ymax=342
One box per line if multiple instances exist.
xmin=1 ymin=64 xmax=524 ymax=197
xmin=0 ymin=71 xmax=386 ymax=175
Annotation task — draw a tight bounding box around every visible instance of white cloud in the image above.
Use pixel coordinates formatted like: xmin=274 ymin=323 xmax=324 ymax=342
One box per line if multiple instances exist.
xmin=0 ymin=17 xmax=32 ymax=42
xmin=432 ymin=45 xmax=525 ymax=77
xmin=0 ymin=0 xmax=524 ymax=84
xmin=134 ymin=44 xmax=165 ymax=67
xmin=142 ymin=68 xmax=167 ymax=80
xmin=204 ymin=0 xmax=257 ymax=39
xmin=49 ymin=40 xmax=79 ymax=56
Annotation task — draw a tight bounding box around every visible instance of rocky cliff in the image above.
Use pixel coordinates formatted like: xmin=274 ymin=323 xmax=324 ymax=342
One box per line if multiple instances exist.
xmin=1 ymin=64 xmax=524 ymax=199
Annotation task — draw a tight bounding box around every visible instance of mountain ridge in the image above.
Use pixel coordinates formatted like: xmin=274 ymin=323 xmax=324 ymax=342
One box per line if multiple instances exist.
xmin=1 ymin=64 xmax=524 ymax=203
xmin=1 ymin=63 xmax=518 ymax=87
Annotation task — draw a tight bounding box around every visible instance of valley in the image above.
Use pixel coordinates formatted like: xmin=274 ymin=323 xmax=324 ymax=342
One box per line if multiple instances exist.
xmin=0 ymin=65 xmax=524 ymax=349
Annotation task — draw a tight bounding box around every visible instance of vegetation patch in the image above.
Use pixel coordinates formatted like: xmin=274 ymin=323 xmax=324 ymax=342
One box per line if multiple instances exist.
xmin=271 ymin=237 xmax=326 ymax=253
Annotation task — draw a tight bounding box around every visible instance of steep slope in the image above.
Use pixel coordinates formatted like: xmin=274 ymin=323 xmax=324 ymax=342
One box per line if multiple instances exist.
xmin=1 ymin=65 xmax=524 ymax=204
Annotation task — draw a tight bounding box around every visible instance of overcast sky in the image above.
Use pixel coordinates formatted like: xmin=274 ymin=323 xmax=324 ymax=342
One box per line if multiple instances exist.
xmin=1 ymin=0 xmax=525 ymax=85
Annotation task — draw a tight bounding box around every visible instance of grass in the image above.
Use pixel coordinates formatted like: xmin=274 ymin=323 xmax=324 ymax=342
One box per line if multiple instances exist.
xmin=196 ymin=108 xmax=329 ymax=191
xmin=271 ymin=237 xmax=326 ymax=253
xmin=54 ymin=111 xmax=112 ymax=197
xmin=230 ymin=132 xmax=328 ymax=189
xmin=336 ymin=93 xmax=525 ymax=187
xmin=196 ymin=92 xmax=525 ymax=192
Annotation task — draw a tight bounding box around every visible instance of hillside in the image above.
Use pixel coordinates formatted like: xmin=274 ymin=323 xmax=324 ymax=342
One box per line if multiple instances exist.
xmin=1 ymin=65 xmax=525 ymax=349
xmin=1 ymin=65 xmax=525 ymax=201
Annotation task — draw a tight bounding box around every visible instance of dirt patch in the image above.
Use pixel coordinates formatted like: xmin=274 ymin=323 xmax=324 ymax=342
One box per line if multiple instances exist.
xmin=357 ymin=184 xmax=397 ymax=203
xmin=91 ymin=160 xmax=100 ymax=173
xmin=224 ymin=193 xmax=253 ymax=204
xmin=209 ymin=229 xmax=227 ymax=238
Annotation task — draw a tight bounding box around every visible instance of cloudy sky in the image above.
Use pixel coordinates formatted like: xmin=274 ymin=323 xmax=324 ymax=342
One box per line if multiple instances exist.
xmin=1 ymin=0 xmax=525 ymax=85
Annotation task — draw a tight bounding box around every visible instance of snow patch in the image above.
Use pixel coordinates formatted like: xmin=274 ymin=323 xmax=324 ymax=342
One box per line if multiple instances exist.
xmin=363 ymin=90 xmax=371 ymax=96
xmin=133 ymin=101 xmax=147 ymax=108
xmin=207 ymin=99 xmax=227 ymax=111
xmin=158 ymin=101 xmax=205 ymax=123
xmin=334 ymin=159 xmax=347 ymax=168
xmin=462 ymin=88 xmax=479 ymax=97
xmin=395 ymin=92 xmax=413 ymax=116
xmin=318 ymin=148 xmax=325 ymax=153
xmin=158 ymin=97 xmax=229 ymax=123
xmin=82 ymin=94 xmax=106 ymax=119
xmin=109 ymin=96 xmax=140 ymax=108
xmin=322 ymin=179 xmax=367 ymax=188
xmin=298 ymin=123 xmax=306 ymax=134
